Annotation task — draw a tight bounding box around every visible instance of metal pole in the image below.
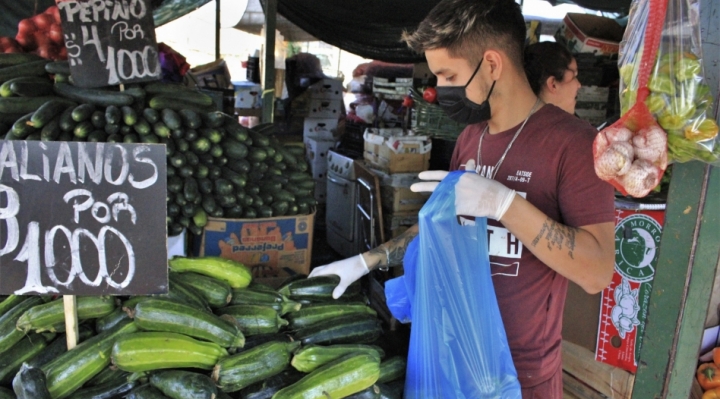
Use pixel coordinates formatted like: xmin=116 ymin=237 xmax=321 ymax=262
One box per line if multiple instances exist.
xmin=262 ymin=0 xmax=277 ymax=124
xmin=215 ymin=0 xmax=221 ymax=61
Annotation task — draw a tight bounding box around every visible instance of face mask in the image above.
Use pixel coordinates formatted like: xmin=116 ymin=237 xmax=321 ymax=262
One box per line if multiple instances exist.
xmin=436 ymin=59 xmax=496 ymax=124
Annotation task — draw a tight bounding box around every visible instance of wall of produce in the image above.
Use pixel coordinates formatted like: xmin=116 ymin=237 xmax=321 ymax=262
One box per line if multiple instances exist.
xmin=0 ymin=258 xmax=406 ymax=399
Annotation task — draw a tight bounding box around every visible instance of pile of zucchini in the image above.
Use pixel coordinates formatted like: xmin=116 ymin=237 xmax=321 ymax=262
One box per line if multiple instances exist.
xmin=0 ymin=54 xmax=317 ymax=237
xmin=0 ymin=256 xmax=406 ymax=399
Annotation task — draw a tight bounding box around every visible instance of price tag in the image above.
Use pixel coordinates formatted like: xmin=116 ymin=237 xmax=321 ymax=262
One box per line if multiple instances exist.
xmin=55 ymin=0 xmax=161 ymax=88
xmin=0 ymin=141 xmax=167 ymax=295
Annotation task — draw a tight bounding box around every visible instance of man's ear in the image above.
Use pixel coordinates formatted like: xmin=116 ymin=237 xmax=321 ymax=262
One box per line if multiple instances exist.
xmin=484 ymin=50 xmax=503 ymax=80
xmin=545 ymin=76 xmax=558 ymax=93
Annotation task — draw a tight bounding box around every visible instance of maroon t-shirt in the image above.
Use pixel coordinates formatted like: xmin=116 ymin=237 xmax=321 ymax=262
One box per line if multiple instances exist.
xmin=449 ymin=104 xmax=615 ymax=388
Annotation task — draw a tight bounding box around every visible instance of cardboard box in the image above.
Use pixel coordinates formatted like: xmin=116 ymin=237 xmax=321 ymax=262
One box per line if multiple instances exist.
xmin=308 ymin=78 xmax=344 ymax=100
xmin=304 ymin=137 xmax=334 ymax=180
xmin=167 ymin=230 xmax=187 ymax=259
xmin=308 ymin=99 xmax=343 ymax=119
xmin=233 ymin=82 xmax=262 ymax=109
xmin=314 ymin=179 xmax=327 ymax=203
xmin=304 ymin=118 xmax=339 ymax=141
xmin=372 ymin=77 xmax=414 ymax=100
xmin=384 ymin=211 xmax=419 ymax=239
xmin=381 ymin=186 xmax=429 ymax=213
xmin=186 ymin=58 xmax=233 ymax=89
xmin=193 ymin=212 xmax=315 ymax=279
xmin=555 ymin=13 xmax=624 ymax=56
xmin=363 ymin=130 xmax=431 ymax=174
xmin=595 ymin=207 xmax=666 ymax=373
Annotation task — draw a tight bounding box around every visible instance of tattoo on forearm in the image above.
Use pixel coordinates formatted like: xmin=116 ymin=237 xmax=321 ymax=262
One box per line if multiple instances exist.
xmin=368 ymin=227 xmax=419 ymax=267
xmin=531 ymin=218 xmax=579 ymax=259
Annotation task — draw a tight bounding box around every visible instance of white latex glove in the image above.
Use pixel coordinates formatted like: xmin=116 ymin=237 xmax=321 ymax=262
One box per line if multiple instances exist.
xmin=411 ymin=170 xmax=517 ymax=220
xmin=308 ymin=254 xmax=370 ymax=299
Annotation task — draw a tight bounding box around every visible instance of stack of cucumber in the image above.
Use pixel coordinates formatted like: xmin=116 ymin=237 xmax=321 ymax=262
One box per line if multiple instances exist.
xmin=0 ymin=54 xmax=318 ymax=237
xmin=0 ymin=256 xmax=406 ymax=399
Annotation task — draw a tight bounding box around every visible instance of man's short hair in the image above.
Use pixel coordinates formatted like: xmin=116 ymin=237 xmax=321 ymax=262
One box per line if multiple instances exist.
xmin=402 ymin=0 xmax=527 ymax=69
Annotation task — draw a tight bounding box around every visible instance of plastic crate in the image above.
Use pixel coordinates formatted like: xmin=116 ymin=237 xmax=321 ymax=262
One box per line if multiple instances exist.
xmin=409 ymin=89 xmax=466 ymax=140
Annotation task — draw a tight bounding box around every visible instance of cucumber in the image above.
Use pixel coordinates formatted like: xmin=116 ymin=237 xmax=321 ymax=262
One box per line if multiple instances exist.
xmin=54 ymin=83 xmax=134 ymax=107
xmin=161 ymin=108 xmax=181 ymax=130
xmin=200 ymin=127 xmax=223 ymax=143
xmin=170 ymin=271 xmax=232 ymax=308
xmin=279 ymin=275 xmax=361 ymax=302
xmin=293 ymin=314 xmax=383 ymax=346
xmin=105 ymin=105 xmax=121 ymax=125
xmin=142 ymin=108 xmax=159 ymax=124
xmin=95 ymin=307 xmax=132 ymax=333
xmin=0 ymin=333 xmax=52 ymax=385
xmin=0 ymin=96 xmax=74 ymax=115
xmin=90 ymin=110 xmax=106 ymax=128
xmin=149 ymin=370 xmax=217 ymax=399
xmin=16 ymin=296 xmax=116 ymax=333
xmin=153 ymin=122 xmax=170 ymax=138
xmin=133 ymin=117 xmax=151 ymax=135
xmin=285 ymin=303 xmax=377 ymax=330
xmin=273 ymin=353 xmax=381 ymax=399
xmin=126 ymin=384 xmax=171 ymax=399
xmin=179 ymin=109 xmax=201 ymax=128
xmin=1 ymin=76 xmax=49 ymax=97
xmin=169 ymin=256 xmax=252 ymax=289
xmin=131 ymin=298 xmax=244 ymax=348
xmin=238 ymin=368 xmax=305 ymax=399
xmin=41 ymin=321 xmax=139 ymax=399
xmin=291 ymin=344 xmax=386 ymax=373
xmin=111 ymin=332 xmax=228 ymax=372
xmin=377 ymin=356 xmax=406 ymax=384
xmin=71 ymin=104 xmax=96 ymax=122
xmin=67 ymin=379 xmax=138 ymax=399
xmin=105 ymin=123 xmax=120 ymax=136
xmin=0 ymin=53 xmax=43 ymax=67
xmin=57 ymin=105 xmax=75 ymax=132
xmin=0 ymin=59 xmax=49 ymax=83
xmin=220 ymin=304 xmax=289 ymax=336
xmin=88 ymin=130 xmax=108 ymax=142
xmin=201 ymin=111 xmax=224 ymax=128
xmin=39 ymin=117 xmax=62 ymax=140
xmin=9 ymin=80 xmax=54 ymax=97
xmin=223 ymin=138 xmax=249 ymax=160
xmin=191 ymin=136 xmax=211 ymax=153
xmin=229 ymin=288 xmax=301 ymax=315
xmin=223 ymin=116 xmax=250 ymax=142
xmin=212 ymin=340 xmax=300 ymax=393
xmin=221 ymin=167 xmax=247 ymax=188
xmin=12 ymin=363 xmax=52 ymax=399
xmin=248 ymin=147 xmax=268 ymax=162
xmin=149 ymin=96 xmax=213 ymax=113
xmin=45 ymin=61 xmax=71 ymax=75
xmin=0 ymin=296 xmax=45 ymax=353
xmin=122 ymin=105 xmax=137 ymax=126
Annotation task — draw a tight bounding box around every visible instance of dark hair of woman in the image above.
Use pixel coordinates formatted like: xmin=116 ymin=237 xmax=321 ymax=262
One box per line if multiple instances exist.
xmin=524 ymin=42 xmax=574 ymax=95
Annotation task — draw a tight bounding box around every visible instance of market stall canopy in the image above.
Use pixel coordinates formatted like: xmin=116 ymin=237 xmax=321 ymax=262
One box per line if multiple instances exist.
xmin=234 ymin=0 xmax=316 ymax=42
xmin=235 ymin=0 xmax=631 ymax=64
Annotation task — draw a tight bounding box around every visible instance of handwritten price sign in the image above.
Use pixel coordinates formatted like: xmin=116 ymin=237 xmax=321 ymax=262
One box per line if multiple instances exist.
xmin=55 ymin=0 xmax=161 ymax=88
xmin=0 ymin=141 xmax=167 ymax=295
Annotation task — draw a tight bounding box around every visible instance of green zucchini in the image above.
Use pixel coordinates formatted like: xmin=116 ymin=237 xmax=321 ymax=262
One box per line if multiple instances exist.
xmin=285 ymin=302 xmax=376 ymax=330
xmin=94 ymin=307 xmax=131 ymax=333
xmin=53 ymin=83 xmax=134 ymax=107
xmin=170 ymin=272 xmax=232 ymax=308
xmin=291 ymin=344 xmax=385 ymax=373
xmin=0 ymin=296 xmax=44 ymax=352
xmin=238 ymin=368 xmax=305 ymax=399
xmin=111 ymin=332 xmax=228 ymax=372
xmin=16 ymin=296 xmax=116 ymax=333
xmin=278 ymin=276 xmax=362 ymax=302
xmin=220 ymin=304 xmax=289 ymax=336
xmin=84 ymin=365 xmax=130 ymax=387
xmin=0 ymin=294 xmax=26 ymax=316
xmin=273 ymin=352 xmax=381 ymax=399
xmin=67 ymin=379 xmax=138 ymax=399
xmin=212 ymin=340 xmax=300 ymax=392
xmin=293 ymin=314 xmax=383 ymax=346
xmin=229 ymin=288 xmax=301 ymax=315
xmin=165 ymin=278 xmax=211 ymax=312
xmin=0 ymin=333 xmax=52 ymax=384
xmin=41 ymin=320 xmax=139 ymax=399
xmin=125 ymin=384 xmax=170 ymax=399
xmin=346 ymin=385 xmax=382 ymax=399
xmin=149 ymin=370 xmax=217 ymax=399
xmin=168 ymin=256 xmax=252 ymax=289
xmin=241 ymin=333 xmax=294 ymax=352
xmin=132 ymin=298 xmax=244 ymax=348
xmin=12 ymin=363 xmax=52 ymax=399
xmin=377 ymin=356 xmax=406 ymax=384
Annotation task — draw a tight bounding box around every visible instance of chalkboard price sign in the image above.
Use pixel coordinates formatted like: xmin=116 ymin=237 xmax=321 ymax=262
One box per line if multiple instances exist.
xmin=0 ymin=141 xmax=167 ymax=295
xmin=55 ymin=0 xmax=161 ymax=88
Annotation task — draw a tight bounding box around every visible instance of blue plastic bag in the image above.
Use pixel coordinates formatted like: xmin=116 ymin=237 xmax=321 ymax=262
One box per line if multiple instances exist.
xmin=387 ymin=171 xmax=521 ymax=398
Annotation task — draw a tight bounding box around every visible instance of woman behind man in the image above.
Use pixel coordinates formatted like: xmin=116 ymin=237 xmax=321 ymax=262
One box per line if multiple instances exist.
xmin=524 ymin=42 xmax=581 ymax=114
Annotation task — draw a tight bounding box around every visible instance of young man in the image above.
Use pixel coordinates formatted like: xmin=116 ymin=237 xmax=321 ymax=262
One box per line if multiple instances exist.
xmin=309 ymin=0 xmax=616 ymax=396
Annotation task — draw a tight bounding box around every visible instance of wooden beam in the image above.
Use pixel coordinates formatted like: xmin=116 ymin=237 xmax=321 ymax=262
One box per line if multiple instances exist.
xmin=562 ymin=340 xmax=634 ymax=398
xmin=261 ymin=0 xmax=277 ymax=124
xmin=562 ymin=372 xmax=607 ymax=399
